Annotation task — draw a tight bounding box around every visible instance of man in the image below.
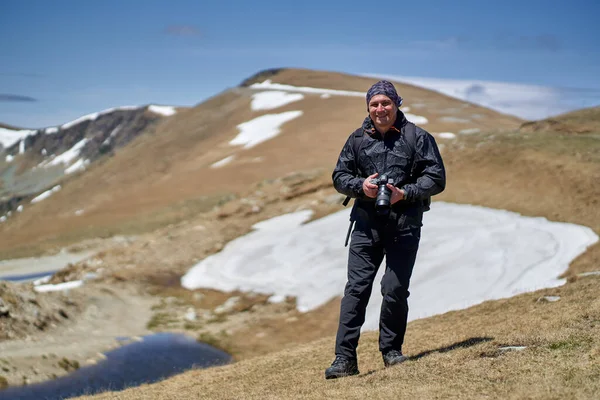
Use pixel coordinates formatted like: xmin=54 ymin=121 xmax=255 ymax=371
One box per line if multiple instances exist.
xmin=325 ymin=80 xmax=446 ymax=379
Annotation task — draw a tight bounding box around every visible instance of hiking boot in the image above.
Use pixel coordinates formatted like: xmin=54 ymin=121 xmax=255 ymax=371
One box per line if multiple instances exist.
xmin=325 ymin=356 xmax=359 ymax=379
xmin=382 ymin=349 xmax=408 ymax=367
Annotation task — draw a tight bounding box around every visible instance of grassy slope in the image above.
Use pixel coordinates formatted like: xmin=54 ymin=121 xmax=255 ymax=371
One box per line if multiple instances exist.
xmin=75 ymin=104 xmax=600 ymax=399
xmin=79 ymin=276 xmax=600 ymax=400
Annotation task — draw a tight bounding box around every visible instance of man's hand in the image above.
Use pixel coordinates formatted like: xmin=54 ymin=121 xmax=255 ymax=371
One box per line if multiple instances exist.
xmin=362 ymin=173 xmax=379 ymax=198
xmin=386 ymin=183 xmax=405 ymax=204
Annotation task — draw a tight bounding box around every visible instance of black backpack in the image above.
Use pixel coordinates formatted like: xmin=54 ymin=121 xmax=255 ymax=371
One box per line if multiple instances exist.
xmin=342 ymin=121 xmax=431 ymax=211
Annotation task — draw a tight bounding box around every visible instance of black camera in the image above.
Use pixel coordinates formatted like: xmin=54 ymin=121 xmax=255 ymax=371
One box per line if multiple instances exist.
xmin=370 ymin=174 xmax=394 ymax=213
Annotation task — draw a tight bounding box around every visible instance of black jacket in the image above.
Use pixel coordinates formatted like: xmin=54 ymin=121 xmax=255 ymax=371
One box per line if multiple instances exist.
xmin=332 ymin=112 xmax=446 ymax=231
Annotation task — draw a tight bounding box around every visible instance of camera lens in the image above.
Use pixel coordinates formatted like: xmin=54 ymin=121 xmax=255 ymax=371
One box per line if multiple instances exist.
xmin=375 ymin=183 xmax=391 ymax=210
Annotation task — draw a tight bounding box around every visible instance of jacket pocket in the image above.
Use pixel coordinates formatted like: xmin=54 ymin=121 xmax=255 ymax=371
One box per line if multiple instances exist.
xmin=396 ymin=206 xmax=423 ymax=230
xmin=391 ymin=227 xmax=421 ymax=249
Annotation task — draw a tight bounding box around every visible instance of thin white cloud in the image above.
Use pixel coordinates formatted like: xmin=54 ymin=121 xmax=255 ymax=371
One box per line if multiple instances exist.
xmin=365 ymin=73 xmax=600 ymax=120
xmin=164 ymin=25 xmax=201 ymax=36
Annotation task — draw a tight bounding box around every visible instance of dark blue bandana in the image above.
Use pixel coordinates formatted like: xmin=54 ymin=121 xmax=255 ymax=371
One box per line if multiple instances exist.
xmin=366 ymin=80 xmax=403 ymax=108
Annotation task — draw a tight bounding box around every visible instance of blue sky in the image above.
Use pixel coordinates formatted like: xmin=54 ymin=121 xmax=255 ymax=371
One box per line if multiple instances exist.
xmin=1 ymin=0 xmax=599 ymax=128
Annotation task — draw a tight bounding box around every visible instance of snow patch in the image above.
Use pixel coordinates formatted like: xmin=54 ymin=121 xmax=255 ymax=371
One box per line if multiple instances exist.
xmin=148 ymin=105 xmax=177 ymax=116
xmin=34 ymin=280 xmax=84 ymax=293
xmin=65 ymin=158 xmax=90 ymax=174
xmin=268 ymin=294 xmax=286 ymax=304
xmin=459 ymin=128 xmax=481 ymax=135
xmin=181 ymin=203 xmax=598 ymax=331
xmin=441 ymin=116 xmax=470 ymax=123
xmin=45 ymin=127 xmax=58 ymax=134
xmin=46 ymin=138 xmax=88 ymax=167
xmin=109 ymin=125 xmax=122 ymax=137
xmin=31 ymin=185 xmax=61 ymax=204
xmin=405 ymin=113 xmax=428 ymax=125
xmin=578 ymin=271 xmax=600 ymax=277
xmin=251 ymin=91 xmax=304 ymax=111
xmin=437 ymin=132 xmax=457 ymax=139
xmin=210 ymin=155 xmax=235 ymax=168
xmin=5 ymin=154 xmax=13 ymax=163
xmin=499 ymin=346 xmax=527 ymax=352
xmin=230 ymin=110 xmax=303 ymax=149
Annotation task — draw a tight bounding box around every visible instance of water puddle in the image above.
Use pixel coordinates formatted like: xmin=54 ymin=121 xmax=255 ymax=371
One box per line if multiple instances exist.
xmin=0 ymin=251 xmax=95 ymax=282
xmin=0 ymin=333 xmax=232 ymax=399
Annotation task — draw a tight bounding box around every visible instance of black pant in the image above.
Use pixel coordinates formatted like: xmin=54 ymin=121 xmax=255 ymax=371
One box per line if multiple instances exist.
xmin=334 ymin=226 xmax=420 ymax=359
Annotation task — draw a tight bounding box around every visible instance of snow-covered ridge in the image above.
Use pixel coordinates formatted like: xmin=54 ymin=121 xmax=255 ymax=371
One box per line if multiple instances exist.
xmin=248 ymin=81 xmax=428 ymax=125
xmin=148 ymin=105 xmax=177 ymax=116
xmin=61 ymin=106 xmax=140 ymax=129
xmin=60 ymin=104 xmax=176 ymax=128
xmin=250 ymin=80 xmax=364 ymax=97
xmin=1 ymin=104 xmax=177 ymax=156
xmin=0 ymin=127 xmax=37 ymax=149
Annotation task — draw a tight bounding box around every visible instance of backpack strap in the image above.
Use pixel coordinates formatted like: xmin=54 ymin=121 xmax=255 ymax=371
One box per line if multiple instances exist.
xmin=342 ymin=128 xmax=366 ymax=207
xmin=403 ymin=122 xmax=431 ymax=211
xmin=403 ymin=121 xmax=418 ymax=176
xmin=350 ymin=128 xmax=365 ymax=159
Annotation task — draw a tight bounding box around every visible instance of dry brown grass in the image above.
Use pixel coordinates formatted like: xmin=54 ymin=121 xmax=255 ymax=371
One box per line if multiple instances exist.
xmin=75 ymin=275 xmax=600 ymax=400
xmin=520 ymin=106 xmax=600 ymax=134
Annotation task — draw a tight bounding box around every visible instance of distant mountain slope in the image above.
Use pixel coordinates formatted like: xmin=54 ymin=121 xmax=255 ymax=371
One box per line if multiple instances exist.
xmin=0 ymin=68 xmax=523 ymax=256
xmin=520 ymin=106 xmax=600 ymax=134
xmin=0 ymin=105 xmax=180 ymax=211
xmin=367 ymin=74 xmax=600 ymax=121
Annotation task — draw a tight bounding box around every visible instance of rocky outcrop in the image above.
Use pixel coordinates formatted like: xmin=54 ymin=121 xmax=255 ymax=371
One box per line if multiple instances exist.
xmin=0 ymin=106 xmax=175 ymax=212
xmin=239 ymin=68 xmax=285 ymax=87
xmin=0 ymin=281 xmax=83 ymax=340
xmin=3 ymin=107 xmax=163 ymax=168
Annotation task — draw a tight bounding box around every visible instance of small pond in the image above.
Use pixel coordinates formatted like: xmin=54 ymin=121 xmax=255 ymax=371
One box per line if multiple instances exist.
xmin=0 ymin=332 xmax=232 ymax=400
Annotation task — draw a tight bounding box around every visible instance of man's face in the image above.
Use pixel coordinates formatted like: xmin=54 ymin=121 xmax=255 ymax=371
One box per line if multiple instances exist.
xmin=368 ymin=94 xmax=397 ymax=127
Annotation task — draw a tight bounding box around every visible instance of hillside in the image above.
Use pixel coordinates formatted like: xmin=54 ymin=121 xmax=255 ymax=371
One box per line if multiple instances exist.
xmin=520 ymin=105 xmax=600 ymax=134
xmin=0 ymin=68 xmax=522 ymax=258
xmin=0 ymin=105 xmax=180 ymax=216
xmin=0 ymin=69 xmax=598 ymax=395
xmin=74 ymin=92 xmax=600 ymax=400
